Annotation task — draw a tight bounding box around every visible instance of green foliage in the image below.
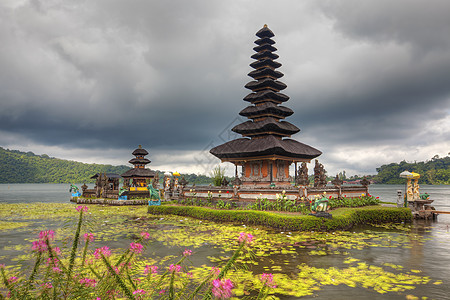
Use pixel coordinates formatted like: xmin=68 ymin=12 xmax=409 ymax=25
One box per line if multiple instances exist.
xmin=328 ymin=194 xmax=380 ymax=209
xmin=374 ymin=155 xmax=450 ymax=184
xmin=0 ymin=147 xmax=224 ymax=185
xmin=0 ymin=147 xmax=130 ymax=183
xmin=210 ymin=165 xmax=225 ymax=186
xmin=248 ymin=193 xmax=310 ymax=214
xmin=149 ymin=205 xmax=412 ymax=231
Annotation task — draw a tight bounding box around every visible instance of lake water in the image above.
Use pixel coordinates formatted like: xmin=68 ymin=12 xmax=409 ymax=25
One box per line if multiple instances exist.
xmin=1 ymin=183 xmax=450 ymax=299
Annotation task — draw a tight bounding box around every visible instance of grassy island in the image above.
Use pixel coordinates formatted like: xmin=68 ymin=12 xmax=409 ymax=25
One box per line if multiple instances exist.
xmin=148 ymin=205 xmax=412 ymax=232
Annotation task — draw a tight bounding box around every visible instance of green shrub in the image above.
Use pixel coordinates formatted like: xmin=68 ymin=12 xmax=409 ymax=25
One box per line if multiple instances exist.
xmin=148 ymin=205 xmax=412 ymax=232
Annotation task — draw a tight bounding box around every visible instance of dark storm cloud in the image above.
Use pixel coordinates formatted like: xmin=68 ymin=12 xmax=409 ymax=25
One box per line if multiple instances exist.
xmin=0 ymin=0 xmax=449 ymax=175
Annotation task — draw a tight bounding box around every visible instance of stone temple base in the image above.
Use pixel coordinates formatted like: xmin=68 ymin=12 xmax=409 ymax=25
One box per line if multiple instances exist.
xmin=180 ymin=185 xmax=367 ymax=204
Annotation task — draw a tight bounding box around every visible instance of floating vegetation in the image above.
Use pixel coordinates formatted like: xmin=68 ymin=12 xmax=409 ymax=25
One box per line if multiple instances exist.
xmin=0 ymin=203 xmax=444 ymax=298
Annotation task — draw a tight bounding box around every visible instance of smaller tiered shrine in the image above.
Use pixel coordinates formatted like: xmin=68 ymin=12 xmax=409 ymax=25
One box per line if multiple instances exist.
xmin=121 ymin=145 xmax=156 ymax=189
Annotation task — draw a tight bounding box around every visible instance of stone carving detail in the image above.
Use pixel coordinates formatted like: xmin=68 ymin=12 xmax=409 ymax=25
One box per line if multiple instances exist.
xmin=331 ymin=175 xmax=343 ymax=187
xmin=360 ymin=177 xmax=371 ymax=187
xmin=296 ymin=162 xmax=309 ymax=186
xmin=178 ymin=176 xmax=188 ymax=188
xmin=314 ymin=160 xmax=327 ymax=188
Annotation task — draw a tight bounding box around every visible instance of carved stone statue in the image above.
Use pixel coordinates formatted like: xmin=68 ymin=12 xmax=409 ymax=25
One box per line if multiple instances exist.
xmin=296 ymin=162 xmax=309 ymax=186
xmin=331 ymin=175 xmax=343 ymax=187
xmin=179 ymin=176 xmax=188 ymax=188
xmin=314 ymin=160 xmax=327 ymax=188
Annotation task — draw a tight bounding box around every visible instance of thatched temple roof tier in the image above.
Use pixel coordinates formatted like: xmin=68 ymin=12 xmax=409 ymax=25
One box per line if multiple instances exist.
xmin=254 ymin=37 xmax=275 ymax=45
xmin=128 ymin=158 xmax=151 ymax=165
xmin=121 ymin=168 xmax=156 ymax=178
xmin=245 ymin=78 xmax=287 ymax=92
xmin=243 ymin=90 xmax=290 ymax=103
xmin=132 ymin=148 xmax=148 ymax=156
xmin=251 ymin=50 xmax=279 ymax=61
xmin=239 ymin=103 xmax=293 ymax=118
xmin=248 ymin=68 xmax=283 ymax=79
xmin=232 ymin=118 xmax=300 ymax=137
xmin=250 ymin=59 xmax=281 ymax=70
xmin=210 ymin=135 xmax=321 ymax=161
xmin=256 ymin=25 xmax=275 ymax=38
xmin=253 ymin=44 xmax=277 ymax=53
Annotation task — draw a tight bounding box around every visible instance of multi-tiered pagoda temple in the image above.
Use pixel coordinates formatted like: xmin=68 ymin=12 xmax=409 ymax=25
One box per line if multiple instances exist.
xmin=121 ymin=145 xmax=156 ymax=188
xmin=210 ymin=25 xmax=322 ymax=188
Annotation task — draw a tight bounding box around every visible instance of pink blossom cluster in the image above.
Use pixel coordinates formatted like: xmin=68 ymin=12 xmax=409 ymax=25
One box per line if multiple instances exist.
xmin=143 ymin=265 xmax=158 ymax=275
xmin=211 ymin=278 xmax=234 ymax=299
xmin=260 ymin=273 xmax=276 ymax=288
xmin=41 ymin=282 xmax=53 ymax=289
xmin=32 ymin=230 xmax=56 ymax=253
xmin=133 ymin=289 xmax=146 ymax=295
xmin=93 ymin=246 xmax=111 ymax=259
xmin=169 ymin=264 xmax=181 ymax=273
xmin=84 ymin=233 xmax=95 ymax=242
xmin=7 ymin=277 xmax=18 ymax=284
xmin=183 ymin=249 xmax=192 ymax=256
xmin=75 ymin=205 xmax=88 ymax=212
xmin=238 ymin=232 xmax=254 ymax=244
xmin=129 ymin=242 xmax=143 ymax=254
xmin=140 ymin=232 xmax=150 ymax=240
xmin=39 ymin=230 xmax=55 ymax=241
xmin=79 ymin=278 xmax=97 ymax=287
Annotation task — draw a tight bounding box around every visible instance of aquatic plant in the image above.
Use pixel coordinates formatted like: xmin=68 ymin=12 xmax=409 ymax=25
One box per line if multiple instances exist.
xmin=0 ymin=205 xmax=271 ymax=299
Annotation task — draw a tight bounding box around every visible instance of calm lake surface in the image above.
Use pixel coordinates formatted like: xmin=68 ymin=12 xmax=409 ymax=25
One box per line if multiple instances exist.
xmin=1 ymin=183 xmax=450 ymax=299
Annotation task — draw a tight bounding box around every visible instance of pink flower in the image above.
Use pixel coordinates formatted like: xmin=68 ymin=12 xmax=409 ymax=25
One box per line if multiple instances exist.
xmin=212 ymin=279 xmax=234 ymax=299
xmin=53 ymin=247 xmax=61 ymax=255
xmin=39 ymin=230 xmax=55 ymax=241
xmin=41 ymin=282 xmax=53 ymax=289
xmin=93 ymin=246 xmax=111 ymax=259
xmin=84 ymin=233 xmax=95 ymax=242
xmin=52 ymin=267 xmax=62 ymax=273
xmin=169 ymin=264 xmax=181 ymax=273
xmin=0 ymin=264 xmax=5 ymax=268
xmin=133 ymin=289 xmax=146 ymax=295
xmin=32 ymin=240 xmax=48 ymax=252
xmin=140 ymin=232 xmax=150 ymax=240
xmin=144 ymin=265 xmax=158 ymax=275
xmin=260 ymin=273 xmax=276 ymax=288
xmin=76 ymin=205 xmax=88 ymax=212
xmin=183 ymin=249 xmax=192 ymax=256
xmin=7 ymin=277 xmax=18 ymax=284
xmin=238 ymin=232 xmax=254 ymax=244
xmin=130 ymin=242 xmax=143 ymax=254
xmin=79 ymin=278 xmax=97 ymax=287
xmin=159 ymin=290 xmax=166 ymax=294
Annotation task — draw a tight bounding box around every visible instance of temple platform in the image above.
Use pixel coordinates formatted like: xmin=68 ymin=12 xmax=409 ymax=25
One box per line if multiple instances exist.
xmin=178 ymin=185 xmax=367 ymax=205
xmin=70 ymin=197 xmax=149 ymax=206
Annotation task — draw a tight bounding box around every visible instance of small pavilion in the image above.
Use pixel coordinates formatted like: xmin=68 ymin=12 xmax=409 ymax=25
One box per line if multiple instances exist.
xmin=210 ymin=25 xmax=322 ymax=188
xmin=121 ymin=145 xmax=156 ymax=188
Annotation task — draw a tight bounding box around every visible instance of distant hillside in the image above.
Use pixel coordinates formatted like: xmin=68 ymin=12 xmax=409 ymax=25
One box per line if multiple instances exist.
xmin=0 ymin=147 xmax=218 ymax=185
xmin=0 ymin=147 xmax=130 ymax=183
xmin=374 ymin=155 xmax=450 ymax=184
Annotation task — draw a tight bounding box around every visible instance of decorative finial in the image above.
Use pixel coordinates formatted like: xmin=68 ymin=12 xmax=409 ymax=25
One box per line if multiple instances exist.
xmin=138 ymin=145 xmax=142 ymax=149
xmin=264 ymin=24 xmax=267 ymax=28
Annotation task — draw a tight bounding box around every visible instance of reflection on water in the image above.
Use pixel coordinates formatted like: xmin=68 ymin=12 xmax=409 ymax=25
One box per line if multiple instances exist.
xmin=0 ymin=184 xmax=449 ymax=299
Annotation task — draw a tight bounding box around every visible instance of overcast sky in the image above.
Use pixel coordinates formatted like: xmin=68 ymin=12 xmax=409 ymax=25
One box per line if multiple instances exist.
xmin=1 ymin=0 xmax=449 ymax=177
